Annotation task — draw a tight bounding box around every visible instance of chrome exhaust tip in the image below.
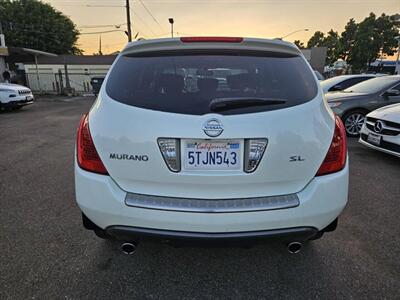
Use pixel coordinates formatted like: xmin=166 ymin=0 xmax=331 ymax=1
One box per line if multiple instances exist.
xmin=121 ymin=242 xmax=137 ymax=255
xmin=287 ymin=242 xmax=302 ymax=254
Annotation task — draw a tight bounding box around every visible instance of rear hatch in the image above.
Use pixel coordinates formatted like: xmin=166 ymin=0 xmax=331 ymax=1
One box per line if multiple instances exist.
xmin=89 ymin=38 xmax=334 ymax=199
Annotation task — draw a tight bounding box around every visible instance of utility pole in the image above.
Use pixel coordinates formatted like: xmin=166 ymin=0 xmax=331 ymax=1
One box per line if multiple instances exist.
xmin=126 ymin=0 xmax=132 ymax=42
xmin=395 ymin=36 xmax=400 ymax=75
xmin=63 ymin=55 xmax=71 ymax=95
xmin=99 ymin=35 xmax=102 ymax=55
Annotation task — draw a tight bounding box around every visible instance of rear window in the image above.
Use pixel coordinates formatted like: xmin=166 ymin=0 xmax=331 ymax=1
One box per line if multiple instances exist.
xmin=106 ymin=51 xmax=317 ymax=115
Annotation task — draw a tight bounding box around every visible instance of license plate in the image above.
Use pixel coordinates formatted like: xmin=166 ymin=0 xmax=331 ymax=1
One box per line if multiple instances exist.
xmin=183 ymin=140 xmax=241 ymax=170
xmin=367 ymin=133 xmax=381 ymax=146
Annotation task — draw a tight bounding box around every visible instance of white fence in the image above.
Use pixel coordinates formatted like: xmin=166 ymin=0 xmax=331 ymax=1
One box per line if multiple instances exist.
xmin=25 ymin=65 xmax=109 ymax=94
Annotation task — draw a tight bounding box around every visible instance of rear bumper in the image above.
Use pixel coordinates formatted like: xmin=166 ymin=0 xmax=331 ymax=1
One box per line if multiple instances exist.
xmin=75 ymin=160 xmax=349 ymax=234
xmin=106 ymin=225 xmax=318 ymax=244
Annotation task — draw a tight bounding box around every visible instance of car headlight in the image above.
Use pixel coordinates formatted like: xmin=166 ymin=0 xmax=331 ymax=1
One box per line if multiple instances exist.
xmin=328 ymin=102 xmax=342 ymax=108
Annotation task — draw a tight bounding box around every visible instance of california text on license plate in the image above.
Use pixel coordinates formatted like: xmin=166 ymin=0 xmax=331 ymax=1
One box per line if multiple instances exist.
xmin=183 ymin=140 xmax=241 ymax=170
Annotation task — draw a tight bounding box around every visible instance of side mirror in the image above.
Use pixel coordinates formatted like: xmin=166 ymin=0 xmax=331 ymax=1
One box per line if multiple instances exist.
xmin=383 ymin=89 xmax=400 ymax=97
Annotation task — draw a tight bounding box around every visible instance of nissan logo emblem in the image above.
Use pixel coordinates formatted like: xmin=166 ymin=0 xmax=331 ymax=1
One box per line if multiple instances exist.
xmin=374 ymin=120 xmax=383 ymax=133
xmin=203 ymin=119 xmax=224 ymax=137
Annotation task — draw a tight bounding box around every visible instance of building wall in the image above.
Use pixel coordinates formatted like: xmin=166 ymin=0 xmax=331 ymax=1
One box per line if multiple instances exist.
xmin=301 ymin=47 xmax=327 ymax=73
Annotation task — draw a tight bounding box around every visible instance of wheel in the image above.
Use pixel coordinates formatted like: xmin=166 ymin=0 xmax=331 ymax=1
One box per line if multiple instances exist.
xmin=343 ymin=110 xmax=367 ymax=137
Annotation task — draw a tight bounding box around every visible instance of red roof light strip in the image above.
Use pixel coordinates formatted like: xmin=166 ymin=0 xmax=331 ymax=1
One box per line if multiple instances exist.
xmin=180 ymin=37 xmax=244 ymax=43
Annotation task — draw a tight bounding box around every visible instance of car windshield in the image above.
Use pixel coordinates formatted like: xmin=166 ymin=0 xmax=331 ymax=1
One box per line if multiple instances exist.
xmin=343 ymin=76 xmax=397 ymax=94
xmin=106 ymin=51 xmax=318 ymax=115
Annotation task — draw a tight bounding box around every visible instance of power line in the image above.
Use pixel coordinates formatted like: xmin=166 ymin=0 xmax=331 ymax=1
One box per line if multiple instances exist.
xmin=130 ymin=8 xmax=157 ymax=36
xmin=79 ymin=23 xmax=126 ymax=29
xmin=51 ymin=4 xmax=124 ymax=7
xmin=137 ymin=0 xmax=163 ymax=30
xmin=80 ymin=29 xmax=126 ymax=35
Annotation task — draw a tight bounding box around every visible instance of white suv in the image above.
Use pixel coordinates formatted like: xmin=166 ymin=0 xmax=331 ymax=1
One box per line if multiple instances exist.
xmin=0 ymin=83 xmax=34 ymax=110
xmin=75 ymin=37 xmax=348 ymax=253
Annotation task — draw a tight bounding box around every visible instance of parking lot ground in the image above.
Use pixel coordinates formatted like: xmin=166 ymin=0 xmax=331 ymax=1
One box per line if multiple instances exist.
xmin=1 ymin=97 xmax=400 ymax=299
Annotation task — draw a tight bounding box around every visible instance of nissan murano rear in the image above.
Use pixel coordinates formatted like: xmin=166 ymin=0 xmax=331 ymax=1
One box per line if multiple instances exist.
xmin=75 ymin=37 xmax=348 ymax=253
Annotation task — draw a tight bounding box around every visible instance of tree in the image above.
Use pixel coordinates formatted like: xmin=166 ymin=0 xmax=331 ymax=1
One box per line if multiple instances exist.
xmin=375 ymin=14 xmax=399 ymax=58
xmin=0 ymin=0 xmax=81 ymax=54
xmin=293 ymin=40 xmax=305 ymax=49
xmin=338 ymin=18 xmax=358 ymax=62
xmin=306 ymin=30 xmax=340 ymax=64
xmin=307 ymin=31 xmax=325 ymax=48
xmin=349 ymin=13 xmax=399 ymax=72
xmin=324 ymin=30 xmax=340 ymax=64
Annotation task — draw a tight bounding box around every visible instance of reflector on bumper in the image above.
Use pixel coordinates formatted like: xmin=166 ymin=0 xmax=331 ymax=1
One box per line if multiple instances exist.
xmin=158 ymin=138 xmax=181 ymax=172
xmin=244 ymin=139 xmax=268 ymax=173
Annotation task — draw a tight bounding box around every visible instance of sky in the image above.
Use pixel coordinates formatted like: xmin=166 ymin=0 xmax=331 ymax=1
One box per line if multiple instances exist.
xmin=45 ymin=0 xmax=400 ymax=55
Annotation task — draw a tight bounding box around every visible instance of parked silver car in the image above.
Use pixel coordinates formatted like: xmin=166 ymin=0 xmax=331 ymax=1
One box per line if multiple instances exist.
xmin=326 ymin=76 xmax=400 ymax=136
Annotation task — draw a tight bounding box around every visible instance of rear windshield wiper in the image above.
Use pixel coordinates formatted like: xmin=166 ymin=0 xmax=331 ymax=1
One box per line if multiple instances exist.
xmin=209 ymin=97 xmax=286 ymax=112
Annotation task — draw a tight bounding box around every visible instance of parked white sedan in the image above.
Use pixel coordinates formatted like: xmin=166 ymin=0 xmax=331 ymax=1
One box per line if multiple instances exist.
xmin=359 ymin=103 xmax=400 ymax=157
xmin=321 ymin=74 xmax=385 ymax=94
xmin=0 ymin=83 xmax=34 ymax=110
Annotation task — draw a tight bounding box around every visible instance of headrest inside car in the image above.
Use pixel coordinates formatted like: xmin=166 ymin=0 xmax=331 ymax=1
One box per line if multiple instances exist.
xmin=197 ymin=78 xmax=219 ymax=93
xmin=227 ymin=73 xmax=262 ymax=90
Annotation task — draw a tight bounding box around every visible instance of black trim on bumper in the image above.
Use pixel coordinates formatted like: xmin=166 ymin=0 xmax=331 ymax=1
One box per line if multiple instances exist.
xmin=105 ymin=225 xmax=318 ymax=245
xmin=1 ymin=100 xmax=33 ymax=108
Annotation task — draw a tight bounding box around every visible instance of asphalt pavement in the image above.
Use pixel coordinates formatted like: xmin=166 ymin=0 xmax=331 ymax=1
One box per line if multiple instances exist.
xmin=1 ymin=97 xmax=399 ymax=299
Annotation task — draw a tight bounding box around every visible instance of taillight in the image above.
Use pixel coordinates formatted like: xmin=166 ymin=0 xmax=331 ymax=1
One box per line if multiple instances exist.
xmin=180 ymin=37 xmax=243 ymax=43
xmin=316 ymin=116 xmax=347 ymax=176
xmin=76 ymin=114 xmax=108 ymax=175
xmin=244 ymin=139 xmax=268 ymax=173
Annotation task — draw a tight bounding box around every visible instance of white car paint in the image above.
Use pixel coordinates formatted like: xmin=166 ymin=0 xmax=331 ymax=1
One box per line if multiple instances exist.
xmin=359 ymin=103 xmax=400 ymax=157
xmin=0 ymin=83 xmax=34 ymax=108
xmin=75 ymin=37 xmax=349 ymax=241
xmin=320 ymin=74 xmax=385 ymax=94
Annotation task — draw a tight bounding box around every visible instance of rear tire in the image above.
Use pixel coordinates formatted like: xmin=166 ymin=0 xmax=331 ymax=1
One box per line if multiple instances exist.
xmin=342 ymin=109 xmax=368 ymax=137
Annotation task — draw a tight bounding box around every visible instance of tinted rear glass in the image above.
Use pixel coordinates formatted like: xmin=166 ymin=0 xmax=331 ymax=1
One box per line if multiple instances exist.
xmin=106 ymin=51 xmax=317 ymax=115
